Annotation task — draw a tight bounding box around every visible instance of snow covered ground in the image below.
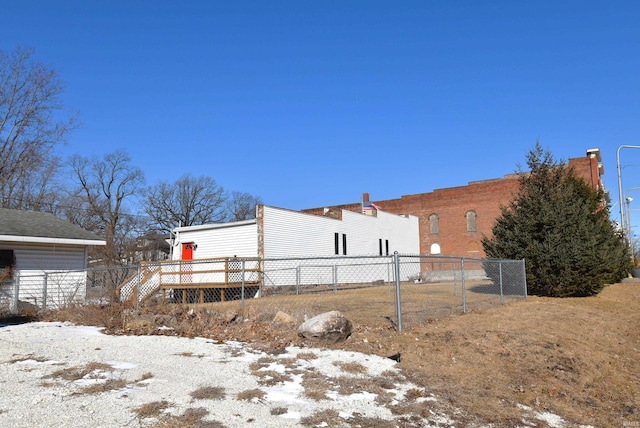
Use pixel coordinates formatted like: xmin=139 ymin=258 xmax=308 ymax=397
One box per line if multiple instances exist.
xmin=0 ymin=322 xmax=581 ymax=427
xmin=0 ymin=322 xmax=451 ymax=427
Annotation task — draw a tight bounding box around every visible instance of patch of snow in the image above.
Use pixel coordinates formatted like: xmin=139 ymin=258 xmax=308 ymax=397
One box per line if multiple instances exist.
xmin=0 ymin=321 xmax=578 ymax=428
xmin=106 ymin=361 xmax=138 ymax=370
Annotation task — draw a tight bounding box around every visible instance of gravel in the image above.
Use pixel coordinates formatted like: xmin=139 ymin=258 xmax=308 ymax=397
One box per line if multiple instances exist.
xmin=0 ymin=321 xmax=440 ymax=427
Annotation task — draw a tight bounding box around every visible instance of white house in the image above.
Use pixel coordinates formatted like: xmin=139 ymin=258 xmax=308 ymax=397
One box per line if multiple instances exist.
xmin=173 ymin=205 xmax=419 ymax=259
xmin=117 ymin=204 xmax=420 ymax=303
xmin=169 ymin=204 xmax=420 ymax=287
xmin=0 ymin=208 xmax=106 ymax=311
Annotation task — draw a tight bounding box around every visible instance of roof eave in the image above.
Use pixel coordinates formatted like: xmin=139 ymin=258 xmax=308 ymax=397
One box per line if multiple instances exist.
xmin=0 ymin=235 xmax=106 ymax=246
xmin=173 ymin=219 xmax=257 ymax=233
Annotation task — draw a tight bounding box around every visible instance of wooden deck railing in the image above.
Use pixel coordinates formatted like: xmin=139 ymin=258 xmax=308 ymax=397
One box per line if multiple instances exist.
xmin=117 ymin=257 xmax=262 ymax=304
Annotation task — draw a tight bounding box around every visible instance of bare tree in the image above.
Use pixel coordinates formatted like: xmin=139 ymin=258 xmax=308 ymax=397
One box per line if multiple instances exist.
xmin=226 ymin=191 xmax=262 ymax=221
xmin=0 ymin=47 xmax=76 ymax=209
xmin=144 ymin=174 xmax=228 ymax=232
xmin=69 ymin=149 xmax=145 ymax=265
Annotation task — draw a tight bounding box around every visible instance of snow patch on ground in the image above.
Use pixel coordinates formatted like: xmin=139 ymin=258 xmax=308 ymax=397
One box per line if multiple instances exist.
xmin=0 ymin=322 xmax=580 ymax=427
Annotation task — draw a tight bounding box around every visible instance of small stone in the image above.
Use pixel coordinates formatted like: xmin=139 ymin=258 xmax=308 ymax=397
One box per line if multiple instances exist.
xmin=272 ymin=311 xmax=295 ymax=324
xmin=223 ymin=310 xmax=239 ymax=323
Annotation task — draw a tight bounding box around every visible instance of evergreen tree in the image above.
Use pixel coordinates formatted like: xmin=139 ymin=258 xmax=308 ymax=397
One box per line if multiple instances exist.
xmin=482 ymin=143 xmax=630 ymax=297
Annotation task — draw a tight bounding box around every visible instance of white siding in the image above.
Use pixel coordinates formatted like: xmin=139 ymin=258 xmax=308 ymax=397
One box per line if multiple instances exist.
xmin=172 ymin=222 xmax=258 ymax=260
xmin=2 ymin=243 xmax=88 ymax=309
xmin=262 ymin=206 xmax=419 ymax=258
xmin=261 ymin=206 xmax=420 ymax=286
xmin=262 ymin=207 xmax=341 ymax=258
xmin=13 ymin=244 xmax=87 ymax=271
xmin=169 ymin=222 xmax=259 ymax=285
xmin=169 ymin=206 xmax=420 ymax=288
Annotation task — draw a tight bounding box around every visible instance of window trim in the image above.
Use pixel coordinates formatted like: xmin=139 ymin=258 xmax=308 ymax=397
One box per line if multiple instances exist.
xmin=466 ymin=210 xmax=477 ymax=232
xmin=429 ymin=213 xmax=439 ymax=234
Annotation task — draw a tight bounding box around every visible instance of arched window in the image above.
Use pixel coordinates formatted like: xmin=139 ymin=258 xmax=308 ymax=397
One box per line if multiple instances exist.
xmin=430 ymin=243 xmax=441 ymax=255
xmin=466 ymin=210 xmax=477 ymax=232
xmin=429 ymin=214 xmax=439 ymax=234
xmin=467 ymin=241 xmax=480 ymax=253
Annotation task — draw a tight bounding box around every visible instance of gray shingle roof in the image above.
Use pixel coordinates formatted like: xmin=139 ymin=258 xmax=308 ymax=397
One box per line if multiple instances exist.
xmin=0 ymin=208 xmax=104 ymax=242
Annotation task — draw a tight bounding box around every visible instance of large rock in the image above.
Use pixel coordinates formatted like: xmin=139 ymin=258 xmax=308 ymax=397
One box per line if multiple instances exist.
xmin=297 ymin=311 xmax=352 ymax=343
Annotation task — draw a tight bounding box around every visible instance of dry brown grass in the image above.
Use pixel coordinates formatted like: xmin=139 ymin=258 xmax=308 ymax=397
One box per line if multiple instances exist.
xmin=299 ymin=408 xmax=399 ymax=428
xmin=270 ymin=406 xmax=288 ymax=416
xmin=43 ymin=302 xmax=130 ymax=331
xmin=45 ymin=362 xmax=113 ymax=381
xmin=332 ymin=360 xmax=368 ymax=374
xmin=236 ymin=388 xmax=265 ymax=402
xmin=132 ymin=399 xmax=171 ymax=419
xmin=248 ymin=356 xmax=294 ymax=386
xmin=42 ymin=362 xmax=153 ymax=395
xmin=177 ymin=351 xmax=205 ymax=358
xmin=253 ymin=369 xmax=292 ymax=386
xmin=133 ymin=401 xmax=228 ymax=428
xmin=140 ymin=371 xmax=153 ymax=381
xmin=299 ymin=408 xmax=342 ymax=427
xmin=300 ymin=369 xmax=332 ymax=400
xmin=295 ymin=351 xmax=318 ymax=360
xmin=190 ymin=386 xmax=226 ymax=401
xmin=248 ymin=355 xmax=276 ymax=369
xmin=41 ymin=281 xmax=640 ymax=427
xmin=78 ymin=378 xmax=128 ymax=395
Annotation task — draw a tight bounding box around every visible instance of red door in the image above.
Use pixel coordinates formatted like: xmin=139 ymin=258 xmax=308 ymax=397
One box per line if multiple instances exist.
xmin=182 ymin=243 xmax=194 ymax=260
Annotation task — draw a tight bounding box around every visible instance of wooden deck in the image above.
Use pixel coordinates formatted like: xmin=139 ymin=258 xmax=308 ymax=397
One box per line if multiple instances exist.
xmin=158 ymin=282 xmax=261 ymax=304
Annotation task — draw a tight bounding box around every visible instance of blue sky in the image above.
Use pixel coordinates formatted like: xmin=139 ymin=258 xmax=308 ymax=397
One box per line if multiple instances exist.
xmin=3 ymin=1 xmax=640 ymax=227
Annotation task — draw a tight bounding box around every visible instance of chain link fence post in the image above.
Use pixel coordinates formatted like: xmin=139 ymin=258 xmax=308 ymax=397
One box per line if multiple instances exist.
xmin=11 ymin=276 xmax=19 ymax=314
xmin=521 ymin=259 xmax=528 ymax=298
xmin=393 ymin=252 xmax=403 ymax=332
xmin=136 ymin=265 xmax=141 ymax=310
xmin=42 ymin=273 xmax=48 ymax=310
xmin=241 ymin=259 xmax=246 ymax=315
xmin=461 ymin=258 xmax=467 ymax=313
xmin=499 ymin=261 xmax=505 ymax=304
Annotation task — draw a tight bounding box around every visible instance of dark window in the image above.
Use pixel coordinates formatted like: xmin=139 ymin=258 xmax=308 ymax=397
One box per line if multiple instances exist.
xmin=342 ymin=234 xmax=347 ymax=255
xmin=385 ymin=240 xmax=389 ymax=256
xmin=429 ymin=214 xmax=439 ymax=234
xmin=0 ymin=250 xmax=15 ymax=269
xmin=0 ymin=250 xmax=15 ymax=283
xmin=334 ymin=233 xmax=339 ymax=255
xmin=379 ymin=239 xmax=383 ymax=256
xmin=466 ymin=211 xmax=477 ymax=232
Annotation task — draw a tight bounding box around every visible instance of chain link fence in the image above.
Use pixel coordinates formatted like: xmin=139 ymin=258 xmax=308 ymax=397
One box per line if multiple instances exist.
xmin=394 ymin=255 xmax=527 ymax=330
xmin=0 ymin=265 xmax=139 ymax=314
xmin=1 ymin=254 xmax=526 ymax=331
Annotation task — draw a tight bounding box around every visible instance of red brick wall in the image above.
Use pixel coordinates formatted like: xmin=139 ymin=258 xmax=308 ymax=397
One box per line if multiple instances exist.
xmin=302 ymin=153 xmax=603 ymax=257
xmin=375 ymin=177 xmax=520 ymax=256
xmin=569 ymin=155 xmax=603 ymax=190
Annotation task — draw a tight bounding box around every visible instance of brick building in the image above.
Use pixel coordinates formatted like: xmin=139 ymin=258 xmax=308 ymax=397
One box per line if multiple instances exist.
xmin=302 ymin=148 xmax=604 ymax=257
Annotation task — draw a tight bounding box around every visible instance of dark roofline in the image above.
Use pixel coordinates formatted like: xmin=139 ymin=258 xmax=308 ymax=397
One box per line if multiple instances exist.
xmin=0 ymin=208 xmax=106 ymax=245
